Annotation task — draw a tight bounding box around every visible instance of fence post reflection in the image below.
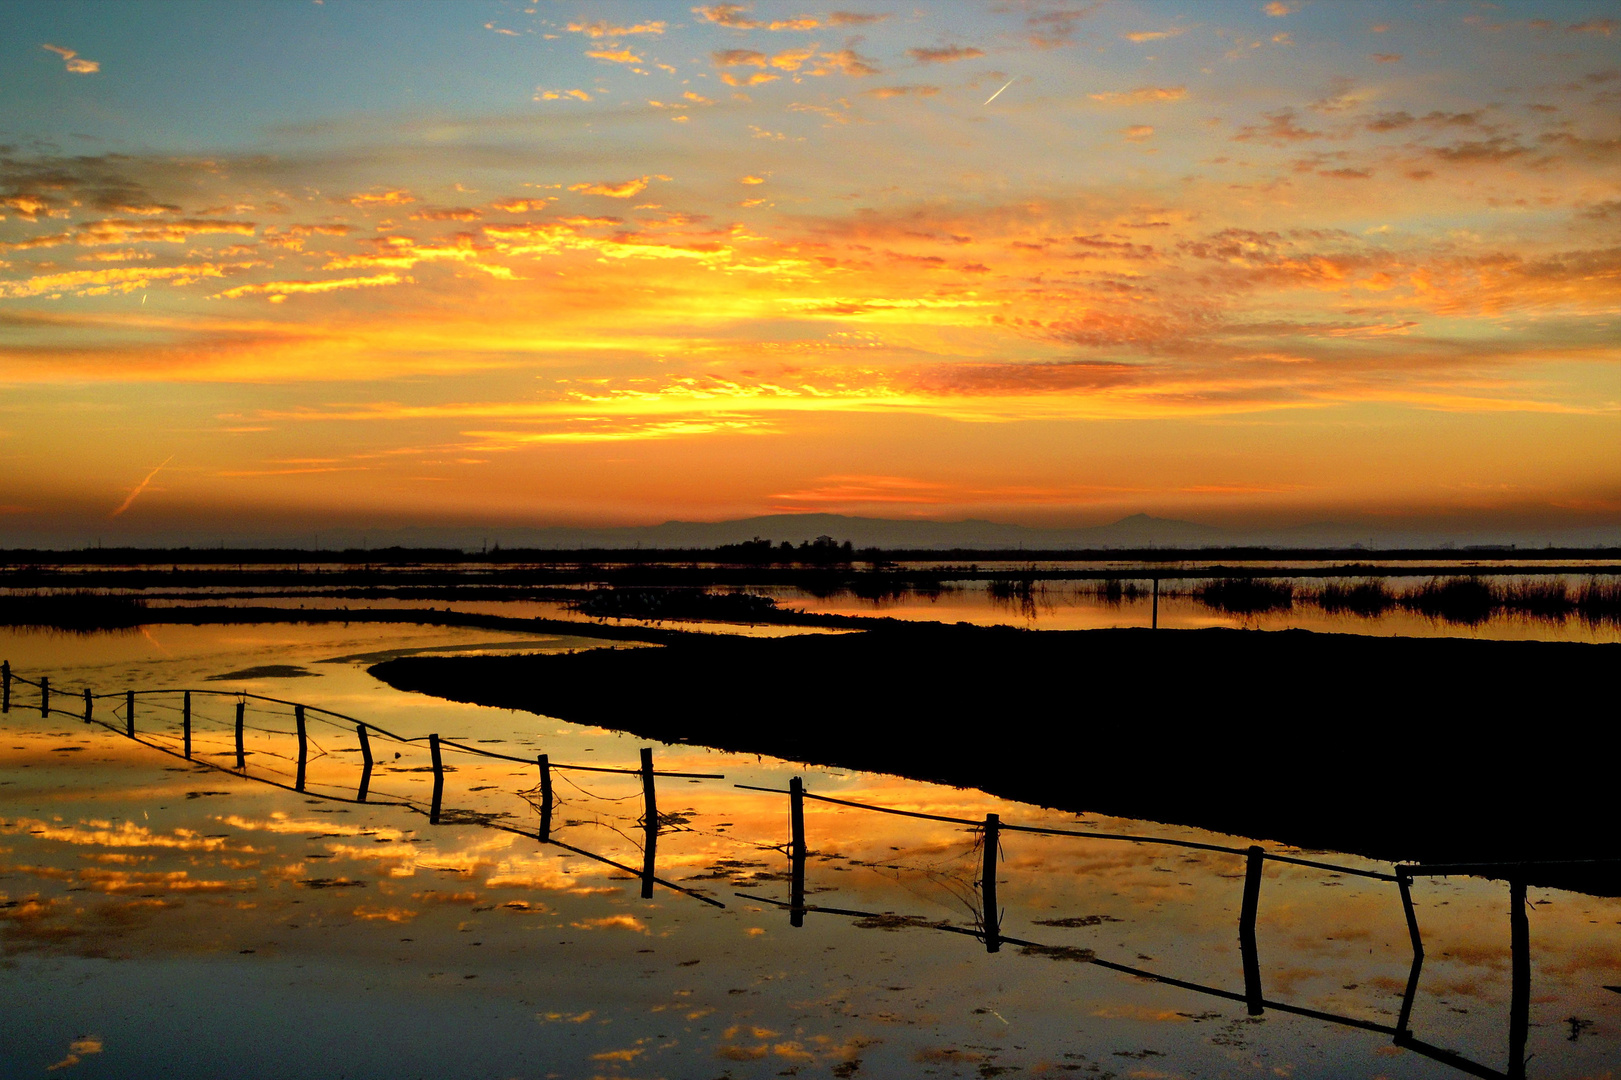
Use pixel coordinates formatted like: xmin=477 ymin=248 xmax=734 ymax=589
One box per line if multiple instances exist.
xmin=234 ymin=700 xmax=245 ymax=769
xmin=84 ymin=688 xmax=93 ymax=724
xmin=183 ymin=691 xmax=191 ymax=759
xmin=356 ymin=724 xmax=372 ymax=801
xmin=428 ymin=733 xmax=444 ymax=824
xmin=642 ymin=818 xmax=658 ymax=900
xmin=981 ymin=813 xmax=1001 ymax=953
xmin=537 ymin=754 xmax=553 ymax=841
xmin=789 ymin=776 xmax=807 ymax=928
xmin=126 ymin=690 xmax=135 ymax=737
xmin=1395 ymin=869 xmax=1424 ymax=1038
xmin=294 ymin=705 xmax=307 ymax=792
xmin=1508 ymin=877 xmax=1530 ymax=1080
xmin=1 ymin=660 xmax=9 ymax=712
xmin=40 ymin=676 xmax=48 ymax=717
xmin=1240 ymin=846 xmax=1265 ymax=1015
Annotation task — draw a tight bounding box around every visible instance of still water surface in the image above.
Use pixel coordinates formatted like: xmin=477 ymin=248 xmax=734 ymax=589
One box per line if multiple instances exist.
xmin=2 ymin=622 xmax=1617 ymax=1077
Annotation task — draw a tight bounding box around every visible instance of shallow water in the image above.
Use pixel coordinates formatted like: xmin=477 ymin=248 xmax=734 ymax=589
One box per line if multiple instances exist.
xmin=2 ymin=624 xmax=1618 ymax=1078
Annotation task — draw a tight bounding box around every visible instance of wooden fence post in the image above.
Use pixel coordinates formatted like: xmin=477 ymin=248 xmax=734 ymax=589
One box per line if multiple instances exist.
xmin=1239 ymin=846 xmax=1265 ymax=1015
xmin=640 ymin=747 xmax=658 ymax=829
xmin=182 ymin=692 xmax=191 ymax=759
xmin=537 ymin=753 xmax=553 ymax=841
xmin=428 ymin=734 xmax=444 ymax=824
xmin=981 ymin=813 xmax=1000 ymax=953
xmin=1 ymin=660 xmax=9 ymax=713
xmin=1151 ymin=576 xmax=1160 ymax=630
xmin=40 ymin=676 xmax=49 ymax=717
xmin=789 ymin=776 xmax=807 ymax=927
xmin=294 ymin=705 xmax=307 ymax=792
xmin=84 ymin=689 xmax=93 ymax=723
xmin=126 ymin=691 xmax=135 ymax=737
xmin=234 ymin=700 xmax=246 ymax=769
xmin=356 ymin=724 xmax=372 ymax=802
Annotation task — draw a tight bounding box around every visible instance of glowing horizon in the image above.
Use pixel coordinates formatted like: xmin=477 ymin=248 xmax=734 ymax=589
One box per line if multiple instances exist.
xmin=3 ymin=1 xmax=1618 ymax=545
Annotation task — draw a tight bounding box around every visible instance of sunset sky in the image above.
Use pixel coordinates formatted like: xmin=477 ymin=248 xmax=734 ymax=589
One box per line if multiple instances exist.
xmin=3 ymin=0 xmax=1618 ymax=545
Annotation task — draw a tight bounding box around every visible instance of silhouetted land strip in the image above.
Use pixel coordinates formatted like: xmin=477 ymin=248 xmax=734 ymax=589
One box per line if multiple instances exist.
xmin=371 ymin=625 xmax=1620 ymax=893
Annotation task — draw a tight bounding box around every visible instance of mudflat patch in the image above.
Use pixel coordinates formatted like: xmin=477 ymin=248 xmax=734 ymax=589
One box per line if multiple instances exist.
xmin=204 ymin=664 xmax=320 ymax=681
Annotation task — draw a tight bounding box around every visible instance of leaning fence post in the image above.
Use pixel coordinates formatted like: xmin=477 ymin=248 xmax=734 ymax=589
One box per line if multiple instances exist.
xmin=294 ymin=705 xmax=307 ymax=792
xmin=234 ymin=700 xmax=246 ymax=769
xmin=84 ymin=689 xmax=93 ymax=724
xmin=40 ymin=676 xmax=49 ymax=718
xmin=428 ymin=734 xmax=444 ymax=824
xmin=182 ymin=692 xmax=191 ymax=759
xmin=537 ymin=753 xmax=553 ymax=841
xmin=789 ymin=776 xmax=807 ymax=928
xmin=126 ymin=690 xmax=135 ymax=737
xmin=1239 ymin=846 xmax=1265 ymax=1015
xmin=981 ymin=813 xmax=1001 ymax=953
xmin=640 ymin=747 xmax=658 ymax=829
xmin=2 ymin=660 xmax=9 ymax=713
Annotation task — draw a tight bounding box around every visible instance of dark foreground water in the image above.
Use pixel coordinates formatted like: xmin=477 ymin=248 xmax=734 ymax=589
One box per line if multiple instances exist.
xmin=2 ymin=623 xmax=1617 ymax=1078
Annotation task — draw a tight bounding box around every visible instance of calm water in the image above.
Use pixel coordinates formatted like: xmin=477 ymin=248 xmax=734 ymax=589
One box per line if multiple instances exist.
xmin=2 ymin=623 xmax=1618 ymax=1078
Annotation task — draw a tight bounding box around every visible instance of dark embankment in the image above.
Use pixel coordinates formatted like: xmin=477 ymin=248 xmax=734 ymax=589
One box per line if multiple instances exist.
xmin=372 ymin=625 xmax=1620 ymax=892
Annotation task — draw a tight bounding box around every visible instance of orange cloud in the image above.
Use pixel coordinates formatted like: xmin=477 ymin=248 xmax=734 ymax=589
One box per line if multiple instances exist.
xmin=42 ymin=43 xmax=99 ymax=73
xmin=867 ymin=85 xmax=941 ymax=99
xmin=907 ymin=45 xmax=985 ymax=64
xmin=213 ymin=272 xmax=408 ymax=301
xmin=567 ymin=20 xmax=666 ymax=37
xmin=349 ymin=189 xmax=416 ymax=208
xmin=587 ymin=48 xmax=643 ymax=64
xmin=694 ymin=5 xmax=820 ymax=31
xmin=568 ymin=177 xmax=653 ymax=198
xmin=1089 ymin=86 xmax=1188 ymax=104
xmin=1125 ymin=29 xmax=1185 ymax=43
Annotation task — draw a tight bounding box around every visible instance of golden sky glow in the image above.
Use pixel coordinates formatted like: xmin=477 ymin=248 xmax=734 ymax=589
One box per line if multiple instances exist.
xmin=2 ymin=1 xmax=1619 ymax=543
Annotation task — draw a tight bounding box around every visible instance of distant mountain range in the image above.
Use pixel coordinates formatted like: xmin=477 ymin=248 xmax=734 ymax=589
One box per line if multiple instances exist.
xmin=184 ymin=512 xmax=1619 ymax=552
xmin=8 ymin=511 xmax=1619 ymax=553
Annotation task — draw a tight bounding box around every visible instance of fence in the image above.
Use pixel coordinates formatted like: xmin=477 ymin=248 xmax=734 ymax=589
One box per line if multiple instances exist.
xmin=4 ymin=660 xmax=1608 ymax=1079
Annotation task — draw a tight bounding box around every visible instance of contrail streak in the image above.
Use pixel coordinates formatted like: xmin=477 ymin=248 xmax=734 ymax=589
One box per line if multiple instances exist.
xmin=983 ymin=78 xmax=1015 ymax=105
xmin=110 ymin=455 xmax=173 ymax=518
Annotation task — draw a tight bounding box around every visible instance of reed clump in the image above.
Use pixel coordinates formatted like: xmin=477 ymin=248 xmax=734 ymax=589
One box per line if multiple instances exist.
xmin=1314 ymin=578 xmax=1396 ymax=617
xmin=1091 ymin=578 xmax=1149 ymax=605
xmin=1398 ymin=576 xmax=1496 ymax=624
xmin=1575 ymin=577 xmax=1621 ymax=622
xmin=1498 ymin=577 xmax=1571 ymax=617
xmin=1195 ymin=577 xmax=1294 ymax=614
xmin=0 ymin=589 xmax=148 ymax=630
